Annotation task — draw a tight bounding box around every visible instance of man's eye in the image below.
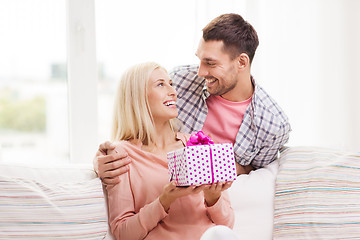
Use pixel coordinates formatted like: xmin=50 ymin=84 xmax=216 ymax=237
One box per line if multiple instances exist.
xmin=207 ymin=62 xmax=215 ymax=66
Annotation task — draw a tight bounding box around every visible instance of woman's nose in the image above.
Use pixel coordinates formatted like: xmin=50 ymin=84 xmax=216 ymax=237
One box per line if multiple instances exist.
xmin=168 ymin=85 xmax=177 ymax=97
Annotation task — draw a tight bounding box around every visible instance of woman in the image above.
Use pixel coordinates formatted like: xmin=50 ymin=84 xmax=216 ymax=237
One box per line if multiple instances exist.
xmin=106 ymin=62 xmax=234 ymax=240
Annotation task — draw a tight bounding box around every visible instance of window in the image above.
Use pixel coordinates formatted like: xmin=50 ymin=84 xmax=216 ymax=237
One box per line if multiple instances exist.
xmin=0 ymin=0 xmax=247 ymax=164
xmin=0 ymin=1 xmax=69 ymax=163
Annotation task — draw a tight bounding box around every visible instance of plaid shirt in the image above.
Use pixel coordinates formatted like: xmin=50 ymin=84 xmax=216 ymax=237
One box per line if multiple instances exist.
xmin=169 ymin=65 xmax=291 ymax=169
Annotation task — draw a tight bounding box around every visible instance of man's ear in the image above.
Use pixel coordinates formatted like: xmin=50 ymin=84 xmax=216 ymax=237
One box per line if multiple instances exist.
xmin=237 ymin=53 xmax=250 ymax=70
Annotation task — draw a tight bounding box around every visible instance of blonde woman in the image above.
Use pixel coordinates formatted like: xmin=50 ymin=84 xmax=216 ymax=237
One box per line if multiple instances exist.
xmin=105 ymin=62 xmax=234 ymax=240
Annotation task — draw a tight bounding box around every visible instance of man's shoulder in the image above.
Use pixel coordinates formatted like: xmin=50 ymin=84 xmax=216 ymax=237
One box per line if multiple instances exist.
xmin=254 ymin=84 xmax=290 ymax=128
xmin=169 ymin=64 xmax=199 ymax=77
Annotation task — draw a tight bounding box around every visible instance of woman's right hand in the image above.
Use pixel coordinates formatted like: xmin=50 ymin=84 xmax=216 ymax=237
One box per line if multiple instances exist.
xmin=159 ymin=181 xmax=207 ymax=212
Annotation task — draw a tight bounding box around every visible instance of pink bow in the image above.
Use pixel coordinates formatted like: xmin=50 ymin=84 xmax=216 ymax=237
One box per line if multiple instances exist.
xmin=187 ymin=131 xmax=214 ymax=146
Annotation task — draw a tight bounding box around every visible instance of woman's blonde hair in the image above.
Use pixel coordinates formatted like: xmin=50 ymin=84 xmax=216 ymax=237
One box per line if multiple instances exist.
xmin=111 ymin=62 xmax=176 ymax=145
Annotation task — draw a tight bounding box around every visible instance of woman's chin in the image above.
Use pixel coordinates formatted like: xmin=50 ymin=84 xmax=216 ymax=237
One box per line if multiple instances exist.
xmin=168 ymin=111 xmax=178 ymax=120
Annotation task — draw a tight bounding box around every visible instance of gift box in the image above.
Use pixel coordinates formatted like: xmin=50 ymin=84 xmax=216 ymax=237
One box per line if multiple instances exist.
xmin=167 ymin=131 xmax=237 ymax=186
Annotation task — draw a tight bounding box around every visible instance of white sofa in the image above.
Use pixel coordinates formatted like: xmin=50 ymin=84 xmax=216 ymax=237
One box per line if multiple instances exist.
xmin=1 ymin=146 xmax=359 ymax=239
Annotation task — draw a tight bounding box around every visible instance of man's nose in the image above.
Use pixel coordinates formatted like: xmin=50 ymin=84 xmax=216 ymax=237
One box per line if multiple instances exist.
xmin=198 ymin=63 xmax=208 ymax=77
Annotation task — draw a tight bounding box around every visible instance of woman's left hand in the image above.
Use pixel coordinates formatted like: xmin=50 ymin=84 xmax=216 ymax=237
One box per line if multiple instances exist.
xmin=203 ymin=181 xmax=233 ymax=207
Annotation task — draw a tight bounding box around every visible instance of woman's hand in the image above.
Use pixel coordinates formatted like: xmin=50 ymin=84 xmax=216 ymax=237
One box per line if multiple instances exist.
xmin=159 ymin=181 xmax=207 ymax=212
xmin=203 ymin=181 xmax=233 ymax=207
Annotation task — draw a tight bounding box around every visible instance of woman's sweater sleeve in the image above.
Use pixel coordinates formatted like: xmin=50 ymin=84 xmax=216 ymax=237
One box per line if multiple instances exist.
xmin=106 ymin=172 xmax=168 ymax=240
xmin=205 ymin=191 xmax=235 ymax=229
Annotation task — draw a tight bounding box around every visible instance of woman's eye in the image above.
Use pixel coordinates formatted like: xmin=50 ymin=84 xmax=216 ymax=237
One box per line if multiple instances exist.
xmin=158 ymin=83 xmax=164 ymax=86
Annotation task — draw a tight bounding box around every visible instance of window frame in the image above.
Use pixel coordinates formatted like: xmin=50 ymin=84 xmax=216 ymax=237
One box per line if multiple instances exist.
xmin=66 ymin=0 xmax=98 ymax=163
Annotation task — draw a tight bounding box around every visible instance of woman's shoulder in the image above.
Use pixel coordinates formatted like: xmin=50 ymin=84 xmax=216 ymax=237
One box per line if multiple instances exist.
xmin=112 ymin=140 xmax=128 ymax=147
xmin=112 ymin=139 xmax=142 ymax=152
xmin=176 ymin=132 xmax=190 ymax=146
xmin=176 ymin=132 xmax=191 ymax=138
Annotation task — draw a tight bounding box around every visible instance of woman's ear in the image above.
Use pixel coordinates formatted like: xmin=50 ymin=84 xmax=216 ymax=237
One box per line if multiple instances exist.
xmin=237 ymin=53 xmax=250 ymax=70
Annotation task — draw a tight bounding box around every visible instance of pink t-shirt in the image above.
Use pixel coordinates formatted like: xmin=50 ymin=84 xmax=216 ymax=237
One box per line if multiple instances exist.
xmin=202 ymin=95 xmax=252 ymax=144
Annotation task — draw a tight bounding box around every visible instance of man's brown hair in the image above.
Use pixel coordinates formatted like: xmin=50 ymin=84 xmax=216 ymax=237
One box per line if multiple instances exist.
xmin=202 ymin=13 xmax=259 ymax=63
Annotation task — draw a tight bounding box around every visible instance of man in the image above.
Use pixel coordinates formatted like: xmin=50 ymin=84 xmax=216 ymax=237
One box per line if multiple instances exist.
xmin=94 ymin=13 xmax=291 ymax=184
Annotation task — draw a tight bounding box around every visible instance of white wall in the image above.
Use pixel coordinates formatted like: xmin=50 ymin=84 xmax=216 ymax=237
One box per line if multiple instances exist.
xmin=246 ymin=0 xmax=360 ymax=152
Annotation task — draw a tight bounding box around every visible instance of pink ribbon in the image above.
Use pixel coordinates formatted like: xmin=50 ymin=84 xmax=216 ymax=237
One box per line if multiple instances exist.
xmin=186 ymin=131 xmax=214 ymax=146
xmin=187 ymin=131 xmax=215 ymax=183
xmin=209 ymin=146 xmax=214 ymax=183
xmin=173 ymin=152 xmax=178 ymax=183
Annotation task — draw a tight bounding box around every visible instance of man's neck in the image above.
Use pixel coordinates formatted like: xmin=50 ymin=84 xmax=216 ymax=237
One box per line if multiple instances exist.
xmin=221 ymin=75 xmax=254 ymax=102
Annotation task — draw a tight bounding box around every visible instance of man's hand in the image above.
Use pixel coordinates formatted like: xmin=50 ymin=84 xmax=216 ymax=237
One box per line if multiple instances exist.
xmin=235 ymin=162 xmax=254 ymax=175
xmin=93 ymin=141 xmax=131 ymax=185
xmin=203 ymin=181 xmax=233 ymax=207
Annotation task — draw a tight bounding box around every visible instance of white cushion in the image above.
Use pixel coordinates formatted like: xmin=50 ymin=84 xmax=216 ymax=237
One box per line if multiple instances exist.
xmin=228 ymin=159 xmax=279 ymax=240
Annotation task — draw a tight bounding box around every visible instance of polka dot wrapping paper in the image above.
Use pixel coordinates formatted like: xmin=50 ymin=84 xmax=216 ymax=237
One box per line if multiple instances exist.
xmin=167 ymin=143 xmax=237 ymax=186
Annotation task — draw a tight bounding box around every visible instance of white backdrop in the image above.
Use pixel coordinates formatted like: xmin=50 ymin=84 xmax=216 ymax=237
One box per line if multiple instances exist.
xmin=246 ymin=0 xmax=360 ymax=152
